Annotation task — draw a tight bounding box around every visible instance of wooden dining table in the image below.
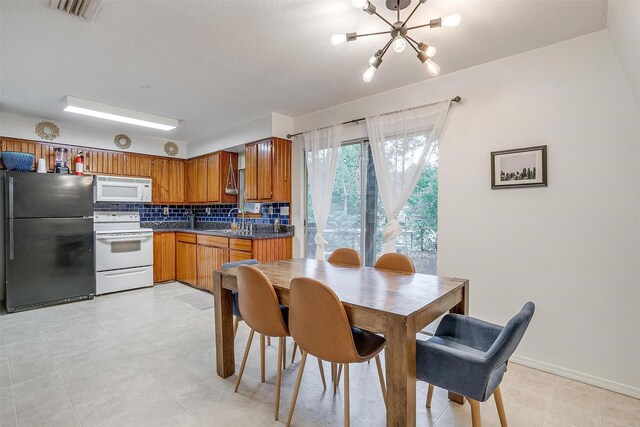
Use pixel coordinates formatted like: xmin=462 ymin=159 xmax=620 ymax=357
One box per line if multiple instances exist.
xmin=213 ymin=258 xmax=469 ymax=427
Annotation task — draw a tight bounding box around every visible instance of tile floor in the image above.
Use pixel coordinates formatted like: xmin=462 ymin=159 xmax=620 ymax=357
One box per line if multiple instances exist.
xmin=0 ymin=283 xmax=638 ymax=427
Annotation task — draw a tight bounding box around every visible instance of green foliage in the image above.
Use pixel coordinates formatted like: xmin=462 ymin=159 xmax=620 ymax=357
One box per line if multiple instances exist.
xmin=404 ymin=147 xmax=438 ymax=251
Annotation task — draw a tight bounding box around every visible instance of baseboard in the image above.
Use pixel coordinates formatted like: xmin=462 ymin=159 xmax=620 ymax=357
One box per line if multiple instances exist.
xmin=510 ymin=355 xmax=640 ymax=399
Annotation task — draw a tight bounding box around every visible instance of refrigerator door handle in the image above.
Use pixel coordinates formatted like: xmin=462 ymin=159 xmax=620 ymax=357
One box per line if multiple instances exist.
xmin=8 ymin=177 xmax=14 ymax=260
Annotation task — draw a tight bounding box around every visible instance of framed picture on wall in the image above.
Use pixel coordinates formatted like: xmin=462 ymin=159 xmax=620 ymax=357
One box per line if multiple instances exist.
xmin=491 ymin=145 xmax=547 ymax=189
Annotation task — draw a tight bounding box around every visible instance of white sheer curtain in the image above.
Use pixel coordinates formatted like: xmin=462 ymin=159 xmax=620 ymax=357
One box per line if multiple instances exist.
xmin=366 ymin=100 xmax=451 ymax=254
xmin=304 ymin=124 xmax=343 ymax=260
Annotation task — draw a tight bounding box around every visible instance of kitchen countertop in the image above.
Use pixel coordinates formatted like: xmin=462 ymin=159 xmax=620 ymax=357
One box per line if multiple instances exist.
xmin=143 ymin=221 xmax=294 ymax=240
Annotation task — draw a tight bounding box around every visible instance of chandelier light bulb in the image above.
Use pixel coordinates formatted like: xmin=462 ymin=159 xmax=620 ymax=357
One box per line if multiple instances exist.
xmin=331 ymin=34 xmax=347 ymax=46
xmin=392 ymin=36 xmax=407 ymax=53
xmin=351 ymin=0 xmax=369 ymax=9
xmin=442 ymin=13 xmax=461 ymax=27
xmin=425 ymin=45 xmax=437 ymax=57
xmin=369 ymin=55 xmax=377 ymax=65
xmin=362 ymin=65 xmax=377 ymax=83
xmin=425 ymin=59 xmax=441 ymax=76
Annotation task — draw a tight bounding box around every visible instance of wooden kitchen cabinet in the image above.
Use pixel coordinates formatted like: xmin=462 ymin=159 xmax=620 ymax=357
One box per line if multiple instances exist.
xmin=228 ymin=237 xmax=292 ymax=263
xmin=152 ymin=158 xmax=186 ymax=204
xmin=186 ymin=156 xmax=208 ymax=203
xmin=196 ymin=235 xmax=229 ymax=293
xmin=170 ymin=233 xmax=291 ymax=291
xmin=87 ymin=150 xmax=124 ymax=175
xmin=244 ymin=138 xmax=291 ymax=202
xmin=176 ymin=233 xmax=197 ymax=286
xmin=123 ymin=153 xmax=152 ymax=177
xmin=207 ymin=151 xmax=238 ymax=204
xmin=153 ymin=232 xmax=176 ymax=283
xmin=186 ymin=151 xmax=238 ymax=204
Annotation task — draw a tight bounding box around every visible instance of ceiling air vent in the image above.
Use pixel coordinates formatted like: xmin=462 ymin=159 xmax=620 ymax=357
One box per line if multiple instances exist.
xmin=49 ymin=0 xmax=103 ymax=21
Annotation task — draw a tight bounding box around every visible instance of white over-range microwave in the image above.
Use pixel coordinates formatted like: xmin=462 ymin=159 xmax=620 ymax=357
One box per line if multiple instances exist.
xmin=94 ymin=175 xmax=152 ymax=203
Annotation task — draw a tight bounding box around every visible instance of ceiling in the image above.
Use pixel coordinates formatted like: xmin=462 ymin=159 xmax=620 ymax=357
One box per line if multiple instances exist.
xmin=0 ymin=0 xmax=607 ymax=143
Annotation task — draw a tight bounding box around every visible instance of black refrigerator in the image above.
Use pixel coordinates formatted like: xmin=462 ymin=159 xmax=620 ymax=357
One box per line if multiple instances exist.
xmin=4 ymin=171 xmax=95 ymax=312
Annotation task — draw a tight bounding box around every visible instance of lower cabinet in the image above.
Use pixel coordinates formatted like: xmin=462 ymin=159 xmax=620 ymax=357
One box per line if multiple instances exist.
xmin=176 ymin=233 xmax=197 ymax=286
xmin=153 ymin=232 xmax=176 ymax=283
xmin=196 ymin=235 xmax=229 ymax=293
xmin=164 ymin=232 xmax=293 ymax=293
xmin=230 ymin=237 xmax=293 ymax=263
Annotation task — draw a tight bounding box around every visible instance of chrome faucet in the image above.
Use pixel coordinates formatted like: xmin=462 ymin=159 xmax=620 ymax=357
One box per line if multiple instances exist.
xmin=228 ymin=207 xmax=247 ymax=231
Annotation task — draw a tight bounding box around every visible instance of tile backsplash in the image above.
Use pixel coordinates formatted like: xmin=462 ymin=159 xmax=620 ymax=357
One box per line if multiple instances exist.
xmin=94 ymin=202 xmax=290 ymax=224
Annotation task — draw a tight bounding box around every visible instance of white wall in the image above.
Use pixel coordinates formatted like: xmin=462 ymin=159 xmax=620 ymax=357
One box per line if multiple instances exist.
xmin=187 ymin=113 xmax=293 ymax=158
xmin=0 ymin=112 xmax=188 ymax=158
xmin=607 ymin=0 xmax=640 ymax=107
xmin=291 ymin=31 xmax=640 ymax=397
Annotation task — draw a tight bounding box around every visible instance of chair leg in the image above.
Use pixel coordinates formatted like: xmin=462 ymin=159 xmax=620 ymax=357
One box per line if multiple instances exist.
xmin=331 ymin=362 xmax=337 ymax=394
xmin=282 ymin=338 xmax=287 ymax=370
xmin=494 ymin=386 xmax=508 ymax=427
xmin=291 ymin=341 xmax=298 ymax=364
xmin=468 ymin=398 xmax=482 ymax=427
xmin=426 ymin=384 xmax=434 ymax=408
xmin=286 ymin=351 xmax=308 ymax=427
xmin=343 ymin=363 xmax=350 ymax=427
xmin=317 ymin=358 xmax=326 ymax=389
xmin=267 ymin=336 xmax=271 ymax=346
xmin=374 ymin=354 xmax=386 ymax=406
xmin=275 ymin=337 xmax=284 ymax=420
xmin=260 ymin=334 xmax=266 ymax=383
xmin=233 ymin=316 xmax=240 ymax=338
xmin=234 ymin=329 xmax=254 ymax=392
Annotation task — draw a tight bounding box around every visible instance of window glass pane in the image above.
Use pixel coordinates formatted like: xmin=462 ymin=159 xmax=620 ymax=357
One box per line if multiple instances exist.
xmin=370 ymin=146 xmax=438 ymax=274
xmin=306 ymin=143 xmax=362 ymax=259
xmin=305 ymin=141 xmax=438 ymax=275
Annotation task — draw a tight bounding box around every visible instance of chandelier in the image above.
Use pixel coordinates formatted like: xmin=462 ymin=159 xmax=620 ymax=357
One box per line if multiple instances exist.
xmin=331 ymin=0 xmax=461 ymax=82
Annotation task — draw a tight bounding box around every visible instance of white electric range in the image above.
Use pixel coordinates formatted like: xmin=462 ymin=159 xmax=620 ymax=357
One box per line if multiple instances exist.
xmin=94 ymin=212 xmax=154 ymax=295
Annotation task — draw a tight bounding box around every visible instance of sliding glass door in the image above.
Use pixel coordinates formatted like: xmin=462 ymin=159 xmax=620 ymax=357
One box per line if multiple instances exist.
xmin=306 ymin=141 xmax=438 ymax=274
xmin=306 ymin=142 xmax=362 ymax=258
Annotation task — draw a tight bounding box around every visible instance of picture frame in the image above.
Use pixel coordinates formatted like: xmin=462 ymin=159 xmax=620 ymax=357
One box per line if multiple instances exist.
xmin=491 ymin=145 xmax=547 ymax=189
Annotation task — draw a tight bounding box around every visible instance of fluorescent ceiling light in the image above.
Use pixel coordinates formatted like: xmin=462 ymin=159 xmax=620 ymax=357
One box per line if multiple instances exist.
xmin=63 ymin=96 xmax=179 ymax=131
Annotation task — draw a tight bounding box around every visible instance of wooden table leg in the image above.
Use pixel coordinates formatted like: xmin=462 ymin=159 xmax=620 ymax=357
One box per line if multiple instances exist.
xmin=214 ymin=272 xmax=235 ymax=378
xmin=447 ymin=281 xmax=469 ymax=404
xmin=384 ymin=315 xmax=416 ymax=427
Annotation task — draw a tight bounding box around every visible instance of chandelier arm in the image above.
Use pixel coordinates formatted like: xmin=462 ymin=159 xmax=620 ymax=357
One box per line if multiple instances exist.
xmin=402 ymin=1 xmax=424 ymax=28
xmin=373 ymin=11 xmax=395 ymax=27
xmin=356 ymin=30 xmax=393 ymax=38
xmin=379 ymin=38 xmax=394 ymax=58
xmin=406 ymin=22 xmax=432 ymax=31
xmin=405 ymin=36 xmax=420 ymax=54
xmin=405 ymin=35 xmax=421 ymax=46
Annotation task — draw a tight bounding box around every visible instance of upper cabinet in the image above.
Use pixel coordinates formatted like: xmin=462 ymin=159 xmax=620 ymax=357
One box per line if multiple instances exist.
xmin=186 ymin=151 xmax=238 ymax=204
xmin=245 ymin=138 xmax=291 ymax=203
xmin=151 ymin=157 xmax=186 ymax=204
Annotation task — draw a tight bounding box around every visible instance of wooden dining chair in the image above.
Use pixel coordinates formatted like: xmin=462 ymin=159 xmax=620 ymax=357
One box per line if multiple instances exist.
xmin=327 ymin=248 xmax=362 ymax=266
xmin=373 ymin=253 xmax=416 ymax=273
xmin=286 ymin=277 xmax=387 ymax=427
xmin=222 ymin=259 xmax=274 ymax=381
xmin=296 ymin=247 xmax=362 ymax=380
xmin=234 ymin=265 xmax=326 ymax=421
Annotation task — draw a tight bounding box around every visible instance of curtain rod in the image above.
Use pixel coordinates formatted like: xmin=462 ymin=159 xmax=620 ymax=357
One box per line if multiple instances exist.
xmin=286 ymin=96 xmax=461 ymax=139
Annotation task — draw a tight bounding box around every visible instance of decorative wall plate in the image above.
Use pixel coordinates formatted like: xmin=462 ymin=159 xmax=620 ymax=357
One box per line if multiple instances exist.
xmin=35 ymin=121 xmax=60 ymax=141
xmin=114 ymin=134 xmax=132 ymax=150
xmin=164 ymin=141 xmax=179 ymax=156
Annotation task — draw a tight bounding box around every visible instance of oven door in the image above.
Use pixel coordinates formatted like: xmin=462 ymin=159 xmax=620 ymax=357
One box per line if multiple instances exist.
xmin=95 ymin=231 xmax=153 ymax=271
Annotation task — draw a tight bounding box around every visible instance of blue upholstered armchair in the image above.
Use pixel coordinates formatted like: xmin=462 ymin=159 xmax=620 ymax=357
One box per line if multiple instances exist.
xmin=416 ymin=302 xmax=535 ymax=427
